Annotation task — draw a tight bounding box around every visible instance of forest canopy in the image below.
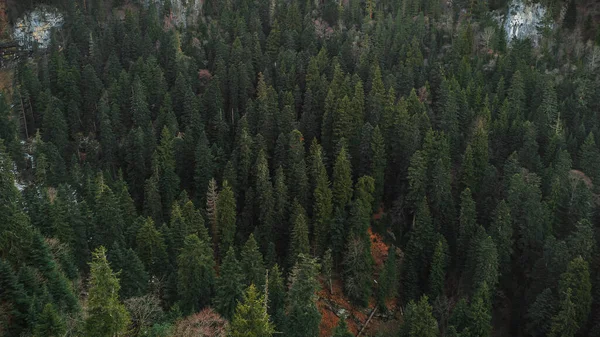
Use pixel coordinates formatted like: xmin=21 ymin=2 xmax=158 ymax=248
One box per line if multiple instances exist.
xmin=1 ymin=0 xmax=600 ymax=336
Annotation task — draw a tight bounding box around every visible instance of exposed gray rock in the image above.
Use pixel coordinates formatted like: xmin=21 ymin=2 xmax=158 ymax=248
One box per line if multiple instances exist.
xmin=13 ymin=6 xmax=64 ymax=50
xmin=497 ymin=0 xmax=550 ymax=46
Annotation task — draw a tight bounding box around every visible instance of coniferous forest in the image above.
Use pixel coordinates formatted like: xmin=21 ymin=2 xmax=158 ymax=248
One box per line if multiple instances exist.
xmin=2 ymin=0 xmax=600 ymax=336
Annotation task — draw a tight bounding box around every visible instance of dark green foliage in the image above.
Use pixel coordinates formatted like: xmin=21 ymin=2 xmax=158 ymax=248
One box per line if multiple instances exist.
xmin=558 ymin=257 xmax=592 ymax=328
xmin=5 ymin=2 xmax=600 ymax=336
xmin=240 ymin=234 xmax=265 ymax=289
xmin=108 ymin=244 xmax=148 ymax=299
xmin=286 ymin=254 xmax=321 ymax=337
xmin=177 ymin=234 xmax=215 ymax=314
xmin=214 ymin=247 xmax=243 ymax=319
xmin=428 ymin=238 xmax=448 ymax=300
xmin=289 ymin=199 xmax=310 ymax=266
xmin=34 ymin=303 xmax=66 ymax=337
xmin=378 ymin=245 xmax=399 ymax=310
xmin=85 ymin=247 xmax=131 ymax=337
xmin=332 ymin=316 xmax=353 ymax=337
xmin=332 ymin=146 xmax=353 ymax=211
xmin=230 ymin=284 xmax=275 ymax=337
xmin=400 ymin=295 xmax=439 ymax=337
xmin=217 ymin=181 xmax=236 ymax=256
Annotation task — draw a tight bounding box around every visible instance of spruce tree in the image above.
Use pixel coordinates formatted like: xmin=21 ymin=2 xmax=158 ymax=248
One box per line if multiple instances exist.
xmin=136 ymin=217 xmax=168 ymax=278
xmin=428 ymin=238 xmax=448 ymax=300
xmin=214 ymin=247 xmax=244 ymax=319
xmin=34 ymin=303 xmax=66 ymax=337
xmin=217 ymin=181 xmax=236 ymax=256
xmin=241 ymin=234 xmax=266 ymax=289
xmin=177 ymin=234 xmax=216 ymax=314
xmin=206 ymin=178 xmax=218 ymax=248
xmin=377 ymin=245 xmax=399 ymax=310
xmin=558 ymin=256 xmax=592 ymax=328
xmin=332 ymin=146 xmax=353 ymax=211
xmin=289 ymin=199 xmax=310 ymax=266
xmin=85 ymin=247 xmax=131 ymax=337
xmin=332 ymin=317 xmax=354 ymax=337
xmin=286 ymin=254 xmax=321 ymax=337
xmin=400 ymin=295 xmax=439 ymax=337
xmin=230 ymin=284 xmax=275 ymax=337
xmin=549 ymin=289 xmax=579 ymax=337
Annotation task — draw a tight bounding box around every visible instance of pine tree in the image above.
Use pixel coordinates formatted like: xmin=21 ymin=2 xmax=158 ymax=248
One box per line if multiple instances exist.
xmin=466 ymin=226 xmax=499 ymax=294
xmin=289 ymin=199 xmax=310 ymax=265
xmin=428 ymin=238 xmax=448 ymax=300
xmin=333 ymin=95 xmax=352 ymax=149
xmin=549 ymin=289 xmax=579 ymax=337
xmin=370 ymin=125 xmax=386 ymax=209
xmin=136 ymin=217 xmax=168 ymax=278
xmin=310 ymin=140 xmax=333 ymax=255
xmin=206 ymin=178 xmax=218 ymax=248
xmin=34 ymin=303 xmax=66 ymax=337
xmin=230 ymin=284 xmax=275 ymax=337
xmin=343 ymin=234 xmax=373 ymax=306
xmin=273 ymin=166 xmax=289 ymax=250
xmin=194 ymin=130 xmax=214 ymax=203
xmin=217 ymin=181 xmax=236 ymax=256
xmin=403 ymin=198 xmax=436 ymax=301
xmin=489 ymin=200 xmax=512 ymax=276
xmin=241 ymin=234 xmax=266 ymax=289
xmin=286 ymin=254 xmax=322 ymax=337
xmin=558 ymin=256 xmax=592 ymax=328
xmin=378 ymin=245 xmax=399 ymax=310
xmin=400 ymin=295 xmax=439 ymax=337
xmin=94 ymin=177 xmax=126 ymax=249
xmin=85 ymin=247 xmax=131 ymax=337
xmin=214 ymin=247 xmax=244 ymax=319
xmin=254 ymin=149 xmax=275 ymax=251
xmin=108 ymin=244 xmax=148 ymax=299
xmin=579 ymin=132 xmax=600 ymax=189
xmin=526 ymin=288 xmax=556 ymax=337
xmin=177 ymin=234 xmax=215 ymax=314
xmin=332 ymin=317 xmax=354 ymax=337
xmin=143 ymin=171 xmax=163 ymax=225
xmin=267 ymin=264 xmax=287 ymax=329
xmin=458 ymin=188 xmax=477 ymax=267
xmin=287 ymin=130 xmax=309 ymax=209
xmin=368 ymin=64 xmax=386 ymax=126
xmin=332 ymin=146 xmax=353 ymax=210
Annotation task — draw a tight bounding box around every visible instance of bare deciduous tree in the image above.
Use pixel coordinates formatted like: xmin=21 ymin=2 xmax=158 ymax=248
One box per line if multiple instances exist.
xmin=481 ymin=26 xmax=496 ymax=50
xmin=125 ymin=294 xmax=163 ymax=334
xmin=172 ymin=308 xmax=228 ymax=337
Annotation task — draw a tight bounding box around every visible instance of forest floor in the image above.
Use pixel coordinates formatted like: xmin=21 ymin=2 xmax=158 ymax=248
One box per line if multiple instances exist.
xmin=317 ymin=228 xmax=403 ymax=337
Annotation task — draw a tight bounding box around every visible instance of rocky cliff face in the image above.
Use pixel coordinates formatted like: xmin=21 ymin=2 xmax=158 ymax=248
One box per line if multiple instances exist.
xmin=500 ymin=0 xmax=550 ymax=45
xmin=12 ymin=6 xmax=63 ymax=50
xmin=143 ymin=0 xmax=203 ymax=27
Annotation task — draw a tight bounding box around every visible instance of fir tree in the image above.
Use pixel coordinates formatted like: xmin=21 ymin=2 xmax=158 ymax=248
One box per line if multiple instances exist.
xmin=217 ymin=181 xmax=236 ymax=256
xmin=34 ymin=303 xmax=66 ymax=337
xmin=332 ymin=317 xmax=354 ymax=337
xmin=332 ymin=146 xmax=353 ymax=211
xmin=289 ymin=199 xmax=310 ymax=266
xmin=230 ymin=284 xmax=275 ymax=337
xmin=177 ymin=234 xmax=216 ymax=314
xmin=136 ymin=217 xmax=168 ymax=278
xmin=286 ymin=254 xmax=322 ymax=337
xmin=214 ymin=247 xmax=244 ymax=319
xmin=241 ymin=234 xmax=266 ymax=289
xmin=400 ymin=295 xmax=439 ymax=337
xmin=85 ymin=247 xmax=131 ymax=337
xmin=378 ymin=245 xmax=399 ymax=310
